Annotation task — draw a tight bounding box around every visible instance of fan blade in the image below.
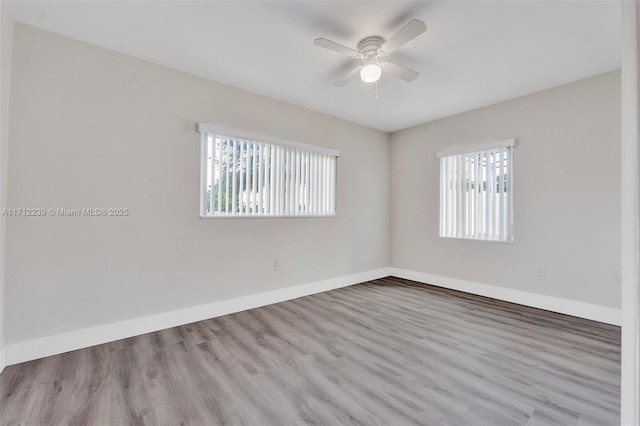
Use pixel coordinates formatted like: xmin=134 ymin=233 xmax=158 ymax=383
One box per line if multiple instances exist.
xmin=382 ymin=61 xmax=419 ymax=82
xmin=334 ymin=64 xmax=364 ymax=87
xmin=314 ymin=38 xmax=360 ymax=57
xmin=380 ymin=19 xmax=426 ymax=54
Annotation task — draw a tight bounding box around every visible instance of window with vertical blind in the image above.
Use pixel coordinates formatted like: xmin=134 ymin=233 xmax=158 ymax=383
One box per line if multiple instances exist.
xmin=437 ymin=139 xmax=516 ymax=242
xmin=197 ymin=123 xmax=339 ymax=218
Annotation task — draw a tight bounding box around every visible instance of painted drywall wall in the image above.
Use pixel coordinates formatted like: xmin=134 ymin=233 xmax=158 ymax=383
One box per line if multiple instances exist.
xmin=390 ymin=71 xmax=621 ymax=308
xmin=0 ymin=2 xmax=14 ymax=370
xmin=6 ymin=24 xmax=390 ymax=344
xmin=620 ymin=1 xmax=640 ymax=423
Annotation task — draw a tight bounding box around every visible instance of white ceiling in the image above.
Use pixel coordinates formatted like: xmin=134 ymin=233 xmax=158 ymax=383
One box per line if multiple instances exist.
xmin=6 ymin=1 xmax=621 ymax=133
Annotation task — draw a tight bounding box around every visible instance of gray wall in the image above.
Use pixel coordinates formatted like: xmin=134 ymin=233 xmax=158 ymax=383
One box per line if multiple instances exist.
xmin=6 ymin=24 xmax=390 ymax=343
xmin=390 ymin=71 xmax=621 ymax=308
xmin=0 ymin=2 xmax=14 ymax=368
xmin=620 ymin=2 xmax=640 ymax=422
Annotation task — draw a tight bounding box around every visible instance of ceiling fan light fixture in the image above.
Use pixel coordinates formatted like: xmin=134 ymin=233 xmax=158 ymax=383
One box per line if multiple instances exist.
xmin=314 ymin=19 xmax=426 ymax=87
xmin=360 ymin=63 xmax=382 ymax=83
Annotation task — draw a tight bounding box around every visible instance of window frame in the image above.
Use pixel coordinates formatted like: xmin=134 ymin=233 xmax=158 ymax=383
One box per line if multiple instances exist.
xmin=197 ymin=123 xmax=339 ymax=219
xmin=436 ymin=138 xmax=516 ymax=243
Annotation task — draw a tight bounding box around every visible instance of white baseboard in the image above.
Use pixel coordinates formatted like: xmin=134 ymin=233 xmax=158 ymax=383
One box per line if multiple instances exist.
xmin=5 ymin=266 xmax=620 ymax=366
xmin=388 ymin=267 xmax=621 ymax=326
xmin=5 ymin=268 xmax=393 ymax=366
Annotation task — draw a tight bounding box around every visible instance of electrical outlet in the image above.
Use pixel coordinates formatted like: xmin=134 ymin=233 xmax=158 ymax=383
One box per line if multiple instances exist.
xmin=536 ymin=263 xmax=546 ymax=277
xmin=274 ymin=259 xmax=282 ymax=271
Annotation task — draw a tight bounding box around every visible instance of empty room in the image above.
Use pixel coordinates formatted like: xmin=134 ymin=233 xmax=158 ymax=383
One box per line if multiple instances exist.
xmin=1 ymin=1 xmax=639 ymax=425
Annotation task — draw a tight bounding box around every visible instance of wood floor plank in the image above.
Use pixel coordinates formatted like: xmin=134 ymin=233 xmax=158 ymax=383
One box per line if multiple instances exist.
xmin=0 ymin=277 xmax=621 ymax=425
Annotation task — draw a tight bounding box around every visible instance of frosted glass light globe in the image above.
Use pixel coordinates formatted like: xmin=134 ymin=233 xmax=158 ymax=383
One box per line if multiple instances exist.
xmin=360 ymin=63 xmax=382 ymax=83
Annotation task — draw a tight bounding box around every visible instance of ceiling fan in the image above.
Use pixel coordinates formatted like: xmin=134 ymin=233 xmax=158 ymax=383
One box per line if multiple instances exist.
xmin=314 ymin=19 xmax=427 ymax=87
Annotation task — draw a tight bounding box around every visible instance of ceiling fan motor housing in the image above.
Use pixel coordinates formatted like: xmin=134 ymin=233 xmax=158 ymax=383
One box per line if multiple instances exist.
xmin=357 ymin=36 xmax=385 ymax=56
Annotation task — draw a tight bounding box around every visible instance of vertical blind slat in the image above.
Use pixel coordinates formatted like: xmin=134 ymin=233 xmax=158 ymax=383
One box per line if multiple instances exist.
xmin=258 ymin=144 xmax=263 ymax=214
xmin=288 ymin=148 xmax=294 ymax=215
xmin=305 ymin=152 xmax=311 ymax=214
xmin=440 ymin=159 xmax=445 ymax=237
xmin=243 ymin=142 xmax=248 ymax=214
xmin=214 ymin=137 xmax=220 ymax=214
xmin=324 ymin=156 xmax=328 ymax=215
xmin=460 ymin=154 xmax=464 ymax=238
xmin=322 ymin=155 xmax=327 ymax=215
xmin=279 ymin=146 xmax=284 ymax=215
xmin=224 ymin=139 xmax=230 ymax=213
xmin=273 ymin=145 xmax=279 ymax=215
xmin=470 ymin=154 xmax=474 ymax=237
xmin=251 ymin=143 xmax=256 ymax=214
xmin=490 ymin=150 xmax=496 ymax=239
xmin=313 ymin=154 xmax=319 ymax=215
xmin=309 ymin=153 xmax=315 ymax=214
xmin=463 ymin=153 xmax=469 ymax=238
xmin=316 ymin=154 xmax=321 ymax=215
xmin=321 ymin=154 xmax=325 ymax=215
xmin=454 ymin=155 xmax=462 ymax=237
xmin=508 ymin=147 xmax=514 ymax=241
xmin=296 ymin=152 xmax=301 ymax=215
xmin=497 ymin=148 xmax=503 ymax=240
xmin=502 ymin=149 xmax=507 ymax=238
xmin=474 ymin=153 xmax=479 ymax=238
xmin=448 ymin=156 xmax=453 ymax=237
xmin=331 ymin=156 xmax=336 ymax=214
xmin=271 ymin=146 xmax=280 ymax=214
xmin=484 ymin=151 xmax=490 ymax=240
xmin=284 ymin=148 xmax=289 ymax=215
xmin=207 ymin=137 xmax=212 ymax=214
xmin=231 ymin=139 xmax=237 ymax=214
xmin=281 ymin=147 xmax=286 ymax=215
xmin=201 ymin=134 xmax=210 ymax=215
xmin=495 ymin=149 xmax=500 ymax=238
xmin=291 ymin=150 xmax=296 ymax=215
xmin=316 ymin=153 xmax=321 ymax=215
xmin=269 ymin=145 xmax=275 ymax=214
xmin=241 ymin=141 xmax=247 ymax=214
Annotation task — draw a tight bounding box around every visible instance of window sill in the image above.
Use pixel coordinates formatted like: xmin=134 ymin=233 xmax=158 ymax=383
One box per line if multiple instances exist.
xmin=439 ymin=236 xmax=514 ymax=244
xmin=200 ymin=214 xmax=337 ymax=219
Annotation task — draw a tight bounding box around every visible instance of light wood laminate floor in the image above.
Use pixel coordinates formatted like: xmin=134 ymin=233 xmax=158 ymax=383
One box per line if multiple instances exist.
xmin=0 ymin=277 xmax=621 ymax=425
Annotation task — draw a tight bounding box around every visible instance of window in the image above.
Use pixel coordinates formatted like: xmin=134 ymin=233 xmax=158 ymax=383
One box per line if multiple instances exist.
xmin=437 ymin=139 xmax=516 ymax=242
xmin=198 ymin=123 xmax=339 ymax=218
